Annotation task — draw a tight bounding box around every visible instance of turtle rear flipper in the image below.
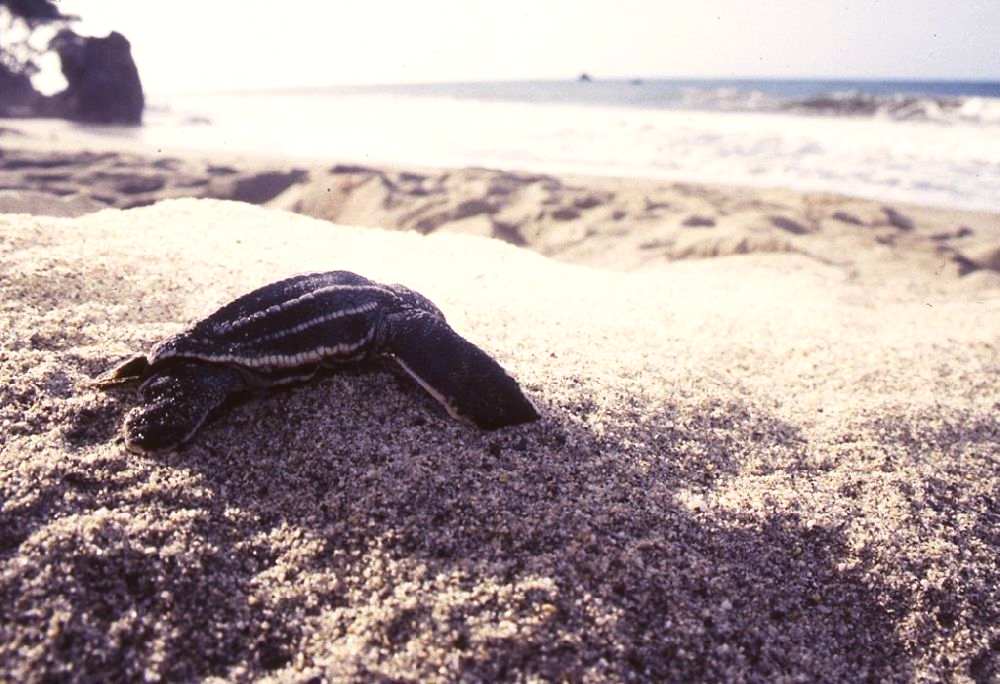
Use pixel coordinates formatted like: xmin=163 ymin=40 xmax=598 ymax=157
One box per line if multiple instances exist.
xmin=92 ymin=354 xmax=151 ymax=388
xmin=383 ymin=311 xmax=539 ymax=430
xmin=123 ymin=362 xmax=247 ymax=453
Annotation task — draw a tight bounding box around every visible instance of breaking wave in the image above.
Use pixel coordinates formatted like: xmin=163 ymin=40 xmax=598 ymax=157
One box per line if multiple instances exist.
xmin=779 ymin=91 xmax=1000 ymax=124
xmin=678 ymin=87 xmax=1000 ymax=125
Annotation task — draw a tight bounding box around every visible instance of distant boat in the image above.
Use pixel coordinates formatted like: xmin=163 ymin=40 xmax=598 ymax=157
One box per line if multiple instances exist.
xmin=630 ymin=78 xmax=643 ymax=85
xmin=577 ymin=73 xmax=593 ymax=83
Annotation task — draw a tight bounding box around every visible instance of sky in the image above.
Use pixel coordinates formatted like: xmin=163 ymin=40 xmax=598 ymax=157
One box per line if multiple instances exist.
xmin=43 ymin=0 xmax=1000 ymax=95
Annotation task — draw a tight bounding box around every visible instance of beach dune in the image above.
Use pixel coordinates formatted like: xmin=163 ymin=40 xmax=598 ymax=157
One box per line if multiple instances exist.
xmin=1 ymin=199 xmax=997 ymax=681
xmin=2 ymin=132 xmax=999 ymax=291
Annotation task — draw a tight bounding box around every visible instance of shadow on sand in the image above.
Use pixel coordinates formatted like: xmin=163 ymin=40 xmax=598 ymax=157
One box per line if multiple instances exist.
xmin=2 ymin=371 xmax=941 ymax=680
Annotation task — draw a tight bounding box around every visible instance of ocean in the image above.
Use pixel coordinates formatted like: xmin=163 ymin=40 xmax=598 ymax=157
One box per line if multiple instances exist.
xmin=281 ymin=78 xmax=1000 ymax=119
xmin=103 ymin=79 xmax=1000 ymax=211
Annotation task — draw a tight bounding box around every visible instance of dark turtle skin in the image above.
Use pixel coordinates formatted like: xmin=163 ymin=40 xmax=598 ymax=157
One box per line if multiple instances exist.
xmin=95 ymin=271 xmax=539 ymax=453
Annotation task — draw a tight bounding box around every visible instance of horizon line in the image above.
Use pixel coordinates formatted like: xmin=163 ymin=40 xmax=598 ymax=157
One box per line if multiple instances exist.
xmin=152 ymin=73 xmax=1000 ymax=98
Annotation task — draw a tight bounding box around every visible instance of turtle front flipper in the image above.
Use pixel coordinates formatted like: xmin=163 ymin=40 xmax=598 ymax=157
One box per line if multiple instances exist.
xmin=92 ymin=354 xmax=151 ymax=388
xmin=381 ymin=311 xmax=539 ymax=430
xmin=122 ymin=362 xmax=247 ymax=453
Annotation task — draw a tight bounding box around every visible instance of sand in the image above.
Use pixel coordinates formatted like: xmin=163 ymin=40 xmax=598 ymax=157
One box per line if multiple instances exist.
xmin=272 ymin=165 xmax=1000 ymax=291
xmin=3 ymin=122 xmax=1000 ymax=294
xmin=1 ymin=186 xmax=998 ymax=682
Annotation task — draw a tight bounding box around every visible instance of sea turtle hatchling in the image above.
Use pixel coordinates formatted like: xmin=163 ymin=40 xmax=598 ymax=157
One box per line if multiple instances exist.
xmin=95 ymin=270 xmax=539 ymax=453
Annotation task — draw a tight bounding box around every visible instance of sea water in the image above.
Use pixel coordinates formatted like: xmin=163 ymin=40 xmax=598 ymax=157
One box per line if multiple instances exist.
xmin=107 ymin=79 xmax=1000 ymax=211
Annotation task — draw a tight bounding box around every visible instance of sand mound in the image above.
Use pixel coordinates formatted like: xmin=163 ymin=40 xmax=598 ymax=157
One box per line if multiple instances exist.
xmin=0 ymin=146 xmax=310 ymax=212
xmin=3 ymin=132 xmax=998 ymax=291
xmin=0 ymin=190 xmax=104 ymax=217
xmin=1 ymin=200 xmax=998 ymax=681
xmin=266 ymin=166 xmax=1000 ymax=290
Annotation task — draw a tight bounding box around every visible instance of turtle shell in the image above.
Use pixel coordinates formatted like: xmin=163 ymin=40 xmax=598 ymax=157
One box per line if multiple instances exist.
xmin=148 ymin=271 xmax=403 ymax=373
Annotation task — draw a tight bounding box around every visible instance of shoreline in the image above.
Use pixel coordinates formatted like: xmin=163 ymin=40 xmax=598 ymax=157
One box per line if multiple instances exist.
xmin=9 ymin=90 xmax=1000 ymax=214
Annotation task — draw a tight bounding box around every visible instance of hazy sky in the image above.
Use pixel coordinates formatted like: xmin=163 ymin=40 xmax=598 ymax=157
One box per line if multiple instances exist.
xmin=52 ymin=0 xmax=1000 ymax=94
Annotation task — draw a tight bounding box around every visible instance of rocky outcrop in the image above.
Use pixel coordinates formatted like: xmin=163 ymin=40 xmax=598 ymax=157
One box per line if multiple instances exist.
xmin=0 ymin=28 xmax=144 ymax=125
xmin=48 ymin=30 xmax=144 ymax=125
xmin=0 ymin=64 xmax=44 ymax=117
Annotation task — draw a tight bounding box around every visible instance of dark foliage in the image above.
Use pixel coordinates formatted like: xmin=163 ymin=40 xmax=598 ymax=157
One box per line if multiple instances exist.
xmin=0 ymin=0 xmax=73 ymax=23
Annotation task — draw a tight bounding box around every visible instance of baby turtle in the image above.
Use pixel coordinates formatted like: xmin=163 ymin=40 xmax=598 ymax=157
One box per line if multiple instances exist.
xmin=95 ymin=271 xmax=539 ymax=453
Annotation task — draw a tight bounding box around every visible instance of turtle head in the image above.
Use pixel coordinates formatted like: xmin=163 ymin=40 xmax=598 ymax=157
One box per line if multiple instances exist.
xmin=122 ymin=400 xmax=195 ymax=454
xmin=122 ymin=362 xmax=246 ymax=453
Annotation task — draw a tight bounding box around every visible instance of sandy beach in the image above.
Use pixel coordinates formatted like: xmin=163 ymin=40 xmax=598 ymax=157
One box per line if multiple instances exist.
xmin=1 ymin=123 xmax=999 ymax=681
xmin=2 ymin=124 xmax=999 ymax=293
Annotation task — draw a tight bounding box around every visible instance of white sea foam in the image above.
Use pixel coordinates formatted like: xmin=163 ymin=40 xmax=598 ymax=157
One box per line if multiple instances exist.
xmin=96 ymin=92 xmax=1000 ymax=212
